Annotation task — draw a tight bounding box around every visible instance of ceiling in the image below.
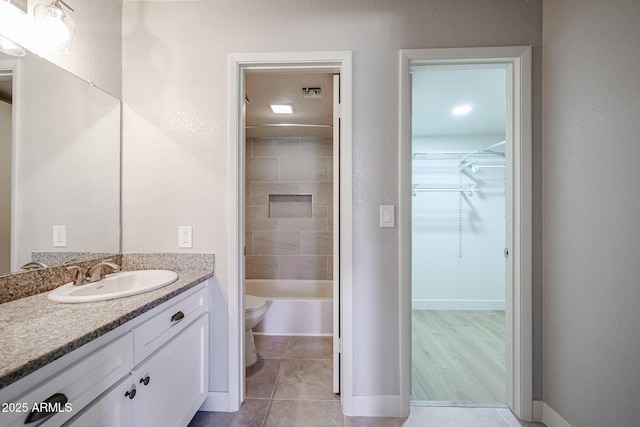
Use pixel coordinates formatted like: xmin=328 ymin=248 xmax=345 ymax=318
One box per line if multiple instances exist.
xmin=411 ymin=66 xmax=506 ymax=138
xmin=245 ymin=71 xmax=334 ymax=138
xmin=245 ymin=67 xmax=505 ymax=140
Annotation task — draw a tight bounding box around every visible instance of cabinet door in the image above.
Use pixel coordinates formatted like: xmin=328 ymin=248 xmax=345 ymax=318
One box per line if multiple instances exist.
xmin=63 ymin=375 xmax=134 ymax=427
xmin=132 ymin=313 xmax=208 ymax=427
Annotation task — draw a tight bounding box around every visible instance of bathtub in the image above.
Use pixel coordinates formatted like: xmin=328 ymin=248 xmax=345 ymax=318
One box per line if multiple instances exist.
xmin=245 ymin=279 xmax=333 ymax=336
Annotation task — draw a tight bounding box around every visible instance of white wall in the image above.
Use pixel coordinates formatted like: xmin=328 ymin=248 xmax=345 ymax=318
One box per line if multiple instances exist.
xmin=412 ymin=135 xmax=505 ymax=310
xmin=0 ymin=0 xmax=122 ymax=97
xmin=122 ymin=0 xmax=542 ymax=400
xmin=542 ymin=0 xmax=640 ymax=426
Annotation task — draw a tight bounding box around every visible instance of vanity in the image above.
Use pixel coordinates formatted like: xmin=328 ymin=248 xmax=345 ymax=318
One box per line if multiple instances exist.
xmin=0 ymin=20 xmax=213 ymax=427
xmin=0 ymin=258 xmax=214 ymax=427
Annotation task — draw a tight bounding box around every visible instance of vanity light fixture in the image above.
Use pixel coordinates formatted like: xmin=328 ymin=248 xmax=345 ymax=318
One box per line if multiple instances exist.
xmin=452 ymin=105 xmax=473 ymax=115
xmin=33 ymin=0 xmax=75 ymax=54
xmin=0 ymin=0 xmax=27 ymax=56
xmin=270 ymin=104 xmax=294 ymax=114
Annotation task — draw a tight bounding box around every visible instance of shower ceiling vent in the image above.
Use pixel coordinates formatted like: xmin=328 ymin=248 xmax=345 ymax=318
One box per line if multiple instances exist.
xmin=302 ymin=86 xmax=324 ymax=99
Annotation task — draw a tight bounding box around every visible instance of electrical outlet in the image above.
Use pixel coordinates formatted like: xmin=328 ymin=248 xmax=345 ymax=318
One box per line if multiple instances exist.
xmin=178 ymin=226 xmax=192 ymax=248
xmin=53 ymin=225 xmax=66 ymax=247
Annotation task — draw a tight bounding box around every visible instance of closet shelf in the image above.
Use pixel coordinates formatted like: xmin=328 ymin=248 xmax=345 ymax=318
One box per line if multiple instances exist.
xmin=412 ymin=183 xmax=478 ymax=196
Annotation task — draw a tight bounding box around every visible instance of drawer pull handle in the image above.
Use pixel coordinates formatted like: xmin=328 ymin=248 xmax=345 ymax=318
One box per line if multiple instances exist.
xmin=140 ymin=376 xmax=151 ymax=386
xmin=125 ymin=387 xmax=136 ymax=399
xmin=171 ymin=311 xmax=185 ymax=322
xmin=24 ymin=393 xmax=68 ymax=424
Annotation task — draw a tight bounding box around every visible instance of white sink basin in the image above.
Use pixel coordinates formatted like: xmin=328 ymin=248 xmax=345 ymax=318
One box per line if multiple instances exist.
xmin=48 ymin=270 xmax=179 ymax=303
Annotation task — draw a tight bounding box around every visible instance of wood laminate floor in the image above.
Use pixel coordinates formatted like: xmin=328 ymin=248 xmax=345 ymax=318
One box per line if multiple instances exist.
xmin=411 ymin=310 xmax=506 ymax=403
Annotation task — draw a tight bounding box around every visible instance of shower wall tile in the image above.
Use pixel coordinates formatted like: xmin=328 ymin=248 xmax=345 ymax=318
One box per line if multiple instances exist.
xmin=245 ymin=255 xmax=278 ymax=279
xmin=279 ymin=256 xmax=328 ymax=280
xmin=253 ymin=231 xmax=300 ymax=255
xmin=301 ymin=137 xmax=333 ymax=156
xmin=278 ymin=207 xmax=329 ymax=231
xmin=299 ymin=182 xmax=333 ymax=207
xmin=246 ymin=206 xmax=278 ymax=230
xmin=300 ymin=231 xmax=333 ymax=256
xmin=246 ymin=231 xmax=253 ymax=255
xmin=247 ymin=158 xmax=280 ymax=182
xmin=280 ymin=157 xmax=328 ymax=182
xmin=246 ymin=136 xmax=333 ymax=281
xmin=252 ymin=138 xmax=301 ymax=158
xmin=250 ymin=182 xmax=299 ymax=206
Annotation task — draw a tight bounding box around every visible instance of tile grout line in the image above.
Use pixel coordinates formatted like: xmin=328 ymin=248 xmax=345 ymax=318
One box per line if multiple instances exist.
xmin=259 ymin=336 xmax=291 ymax=427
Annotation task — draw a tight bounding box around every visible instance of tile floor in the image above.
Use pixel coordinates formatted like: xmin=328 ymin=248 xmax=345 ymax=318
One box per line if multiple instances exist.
xmin=188 ymin=335 xmax=545 ymax=427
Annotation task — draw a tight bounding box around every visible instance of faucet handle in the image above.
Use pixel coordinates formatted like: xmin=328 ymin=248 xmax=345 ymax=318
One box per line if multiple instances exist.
xmin=66 ymin=265 xmax=87 ymax=286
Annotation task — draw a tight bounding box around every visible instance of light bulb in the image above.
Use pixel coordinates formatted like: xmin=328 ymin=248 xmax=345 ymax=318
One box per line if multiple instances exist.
xmin=39 ymin=15 xmax=70 ymax=42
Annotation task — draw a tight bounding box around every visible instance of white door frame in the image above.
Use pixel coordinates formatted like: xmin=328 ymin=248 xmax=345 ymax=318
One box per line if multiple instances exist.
xmin=227 ymin=51 xmax=354 ymax=413
xmin=0 ymin=59 xmax=21 ymax=273
xmin=398 ymin=46 xmax=533 ymax=419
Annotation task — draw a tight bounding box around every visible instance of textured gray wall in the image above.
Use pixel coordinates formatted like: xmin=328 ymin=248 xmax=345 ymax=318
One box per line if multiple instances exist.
xmin=122 ymin=0 xmax=543 ymax=399
xmin=543 ymin=0 xmax=640 ymax=425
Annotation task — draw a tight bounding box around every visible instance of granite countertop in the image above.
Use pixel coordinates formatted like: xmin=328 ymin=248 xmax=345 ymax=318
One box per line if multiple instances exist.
xmin=0 ymin=270 xmax=214 ymax=389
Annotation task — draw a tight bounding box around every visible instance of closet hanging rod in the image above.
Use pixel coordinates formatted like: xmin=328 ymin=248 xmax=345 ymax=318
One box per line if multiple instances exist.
xmin=459 ymin=140 xmax=506 ymax=163
xmin=246 ymin=123 xmax=332 ymax=129
xmin=412 ymin=183 xmax=478 ymax=196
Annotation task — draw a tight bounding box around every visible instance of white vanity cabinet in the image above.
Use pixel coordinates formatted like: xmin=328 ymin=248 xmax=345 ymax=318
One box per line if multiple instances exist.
xmin=0 ymin=333 xmax=134 ymax=427
xmin=67 ymin=312 xmax=208 ymax=427
xmin=130 ymin=313 xmax=208 ymax=427
xmin=1 ymin=283 xmax=209 ymax=427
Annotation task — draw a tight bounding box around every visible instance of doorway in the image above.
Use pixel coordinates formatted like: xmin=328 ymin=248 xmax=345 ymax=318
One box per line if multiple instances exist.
xmin=410 ymin=65 xmax=507 ymax=403
xmin=399 ymin=46 xmax=533 ymax=419
xmin=228 ymin=51 xmax=353 ymax=413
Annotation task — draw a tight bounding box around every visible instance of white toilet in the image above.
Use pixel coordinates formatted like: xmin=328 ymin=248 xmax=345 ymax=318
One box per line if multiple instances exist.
xmin=245 ymin=294 xmax=268 ymax=367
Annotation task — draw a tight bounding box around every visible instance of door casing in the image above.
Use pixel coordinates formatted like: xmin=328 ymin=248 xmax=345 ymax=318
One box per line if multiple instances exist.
xmin=227 ymin=51 xmax=353 ymax=413
xmin=398 ymin=46 xmax=533 ymax=419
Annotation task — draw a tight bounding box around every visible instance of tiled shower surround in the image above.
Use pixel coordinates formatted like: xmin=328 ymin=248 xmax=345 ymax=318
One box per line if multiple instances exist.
xmin=245 ymin=136 xmax=333 ymax=280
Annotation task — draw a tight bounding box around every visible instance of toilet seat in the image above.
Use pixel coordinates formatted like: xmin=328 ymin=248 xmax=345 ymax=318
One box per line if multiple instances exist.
xmin=245 ymin=294 xmax=266 ymax=312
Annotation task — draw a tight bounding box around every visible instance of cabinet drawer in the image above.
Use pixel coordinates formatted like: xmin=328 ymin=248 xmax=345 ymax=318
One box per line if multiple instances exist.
xmin=132 ymin=287 xmax=207 ymax=365
xmin=0 ymin=333 xmax=133 ymax=427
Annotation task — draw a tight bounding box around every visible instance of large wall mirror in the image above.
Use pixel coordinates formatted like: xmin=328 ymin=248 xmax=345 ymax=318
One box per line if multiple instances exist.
xmin=0 ymin=44 xmax=120 ymax=276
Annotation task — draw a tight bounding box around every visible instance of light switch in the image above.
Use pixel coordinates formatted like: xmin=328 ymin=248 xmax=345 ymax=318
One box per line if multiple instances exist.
xmin=380 ymin=205 xmax=395 ymax=228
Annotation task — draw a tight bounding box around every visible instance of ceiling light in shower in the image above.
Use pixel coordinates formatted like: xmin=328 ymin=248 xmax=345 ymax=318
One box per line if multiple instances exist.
xmin=34 ymin=0 xmax=75 ymax=54
xmin=452 ymin=105 xmax=473 ymax=115
xmin=270 ymin=104 xmax=294 ymax=114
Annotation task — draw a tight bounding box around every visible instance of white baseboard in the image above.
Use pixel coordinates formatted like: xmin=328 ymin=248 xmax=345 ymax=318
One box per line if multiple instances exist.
xmin=350 ymin=395 xmax=403 ymax=417
xmin=533 ymin=401 xmax=573 ymax=427
xmin=411 ymin=299 xmax=505 ymax=310
xmin=533 ymin=401 xmax=544 ymax=421
xmin=199 ymin=392 xmax=231 ymax=412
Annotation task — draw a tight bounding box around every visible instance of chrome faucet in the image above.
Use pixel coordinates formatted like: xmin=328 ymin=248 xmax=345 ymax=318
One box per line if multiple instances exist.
xmin=21 ymin=261 xmax=48 ymax=270
xmin=87 ymin=261 xmax=121 ymax=282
